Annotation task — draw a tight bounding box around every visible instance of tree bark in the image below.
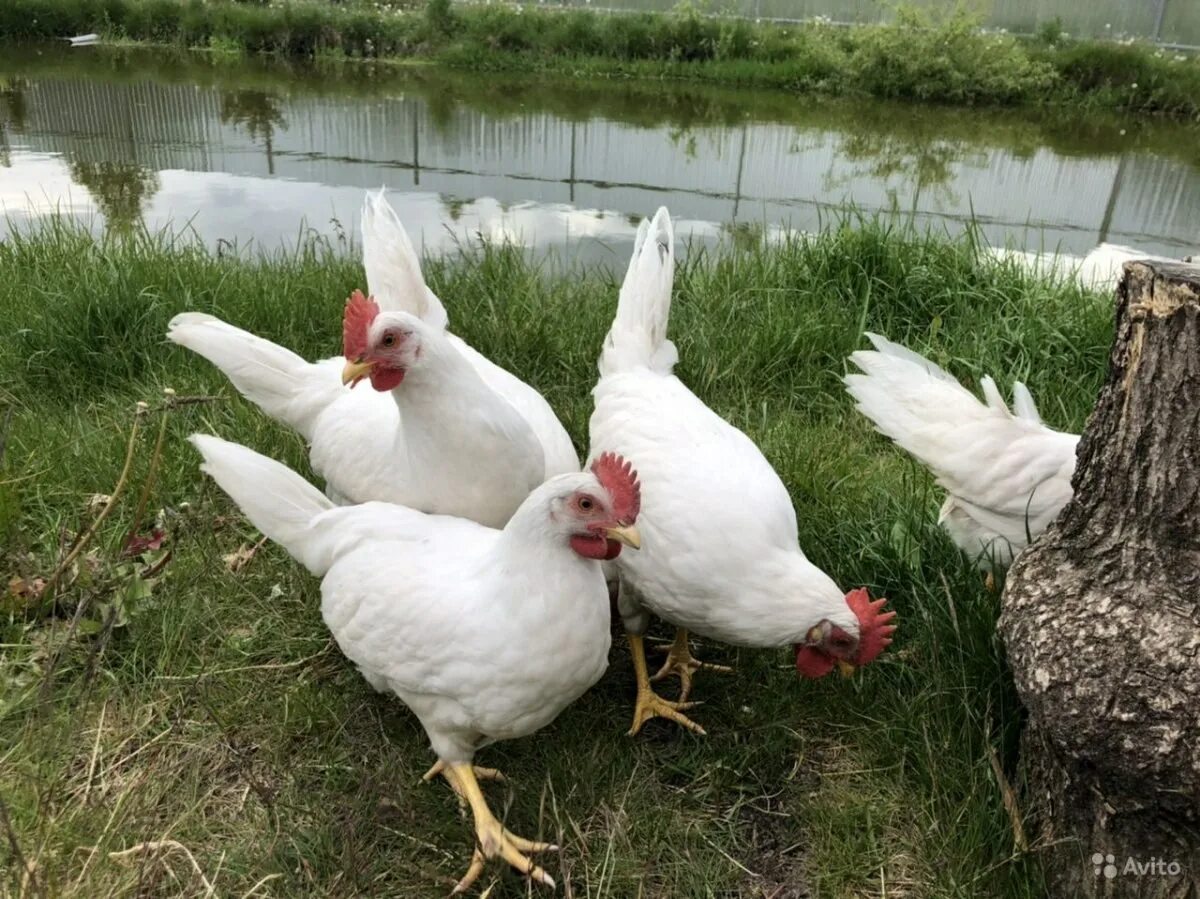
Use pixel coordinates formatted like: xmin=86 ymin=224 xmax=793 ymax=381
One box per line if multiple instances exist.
xmin=999 ymin=260 xmax=1200 ymax=899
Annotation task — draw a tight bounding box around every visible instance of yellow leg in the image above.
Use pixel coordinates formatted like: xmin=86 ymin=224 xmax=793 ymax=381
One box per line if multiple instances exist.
xmin=649 ymin=627 xmax=734 ymax=702
xmin=627 ymin=634 xmax=706 ymax=736
xmin=443 ymin=763 xmax=557 ymax=893
xmin=421 ymin=760 xmax=506 ymax=789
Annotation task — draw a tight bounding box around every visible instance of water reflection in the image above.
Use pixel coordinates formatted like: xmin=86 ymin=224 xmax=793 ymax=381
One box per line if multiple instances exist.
xmin=0 ymin=44 xmax=1197 ymax=265
xmin=219 ymin=89 xmax=287 ymax=175
xmin=68 ymin=161 xmax=159 ymax=233
xmin=0 ymin=76 xmax=29 ymax=168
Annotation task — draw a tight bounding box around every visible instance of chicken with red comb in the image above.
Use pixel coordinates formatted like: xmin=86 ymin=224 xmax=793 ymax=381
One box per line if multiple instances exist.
xmin=167 ymin=189 xmax=579 ymax=530
xmin=589 ymin=208 xmax=897 ymax=736
xmin=191 ymin=434 xmax=642 ymax=891
xmin=341 ymin=289 xmax=378 ymax=378
xmin=794 ymin=588 xmax=897 ymax=678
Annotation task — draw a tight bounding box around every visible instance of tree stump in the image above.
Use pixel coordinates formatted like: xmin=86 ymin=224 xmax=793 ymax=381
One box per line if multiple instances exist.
xmin=999 ymin=260 xmax=1200 ymax=899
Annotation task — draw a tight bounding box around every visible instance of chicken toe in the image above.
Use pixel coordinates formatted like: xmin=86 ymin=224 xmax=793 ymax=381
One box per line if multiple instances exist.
xmin=444 ymin=763 xmax=558 ymax=892
xmin=627 ymin=634 xmax=707 ymax=736
xmin=649 ymin=627 xmax=734 ymax=702
xmin=422 ymin=760 xmax=506 ymax=787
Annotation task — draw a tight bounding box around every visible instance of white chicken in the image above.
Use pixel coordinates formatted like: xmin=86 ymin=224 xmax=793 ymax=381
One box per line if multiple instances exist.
xmin=190 ymin=434 xmax=642 ymax=891
xmin=168 ymin=189 xmax=578 ymax=527
xmin=588 ymin=209 xmax=896 ymax=736
xmin=844 ymin=333 xmax=1079 ymax=573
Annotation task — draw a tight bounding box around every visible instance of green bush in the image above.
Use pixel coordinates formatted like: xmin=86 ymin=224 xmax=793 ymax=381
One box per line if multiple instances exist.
xmin=845 ymin=9 xmax=1056 ymax=104
xmin=1048 ymin=42 xmax=1200 ymax=118
xmin=0 ymin=0 xmax=1196 ymax=120
xmin=424 ymin=0 xmax=456 ymax=39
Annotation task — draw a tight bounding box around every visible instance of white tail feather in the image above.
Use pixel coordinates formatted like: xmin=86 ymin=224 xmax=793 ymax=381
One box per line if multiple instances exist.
xmin=599 ymin=208 xmax=677 ymax=377
xmin=361 ymin=188 xmax=449 ymax=330
xmin=979 ymin=375 xmax=1006 ymax=412
xmin=863 ymin=332 xmax=958 ymax=383
xmin=845 ymin=337 xmax=1028 ymax=492
xmin=190 ymin=434 xmax=338 ymax=575
xmin=1011 ymin=381 xmax=1042 ymax=423
xmin=167 ymin=313 xmax=340 ymax=441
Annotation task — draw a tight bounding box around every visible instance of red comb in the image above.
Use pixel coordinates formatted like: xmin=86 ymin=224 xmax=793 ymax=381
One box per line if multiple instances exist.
xmin=847 ymin=588 xmax=896 ymax=665
xmin=590 ymin=452 xmax=641 ymax=522
xmin=343 ymin=290 xmax=379 ymax=360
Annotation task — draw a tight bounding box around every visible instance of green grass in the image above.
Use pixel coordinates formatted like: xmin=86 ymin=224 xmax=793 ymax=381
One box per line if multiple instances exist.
xmin=0 ymin=0 xmax=1198 ymax=120
xmin=0 ymin=217 xmax=1112 ymax=896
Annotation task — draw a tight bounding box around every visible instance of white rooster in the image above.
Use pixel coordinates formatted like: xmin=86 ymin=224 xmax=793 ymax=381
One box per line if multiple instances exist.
xmin=844 ymin=333 xmax=1079 ymax=574
xmin=168 ymin=189 xmax=578 ymax=527
xmin=588 ymin=209 xmax=896 ymax=736
xmin=191 ymin=434 xmax=642 ymax=891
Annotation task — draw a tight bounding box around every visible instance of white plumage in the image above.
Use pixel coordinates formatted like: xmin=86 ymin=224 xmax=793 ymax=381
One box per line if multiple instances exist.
xmin=845 ymin=332 xmax=1079 ymax=570
xmin=191 ymin=432 xmax=612 ymax=760
xmin=168 ymin=189 xmax=577 ymax=527
xmin=588 ymin=209 xmax=892 ymax=734
xmin=190 ymin=433 xmax=632 ymax=888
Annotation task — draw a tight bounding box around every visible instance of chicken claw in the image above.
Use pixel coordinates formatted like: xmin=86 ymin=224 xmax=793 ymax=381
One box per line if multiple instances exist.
xmin=627 ymin=634 xmax=707 ymax=736
xmin=444 ymin=764 xmax=558 ymax=893
xmin=422 ymin=760 xmax=507 ymax=787
xmin=649 ymin=627 xmax=734 ymax=702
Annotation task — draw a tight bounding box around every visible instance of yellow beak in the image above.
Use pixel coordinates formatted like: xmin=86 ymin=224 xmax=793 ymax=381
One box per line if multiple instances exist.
xmin=836 ymin=660 xmax=857 ymax=678
xmin=341 ymin=358 xmax=374 ymax=386
xmin=603 ymin=523 xmax=641 ymax=550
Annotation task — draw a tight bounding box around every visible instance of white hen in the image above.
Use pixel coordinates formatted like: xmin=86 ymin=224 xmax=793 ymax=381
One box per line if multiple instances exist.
xmin=588 ymin=209 xmax=896 ymax=736
xmin=191 ymin=434 xmax=641 ymax=891
xmin=167 ymin=189 xmax=577 ymax=527
xmin=845 ymin=333 xmax=1079 ymax=571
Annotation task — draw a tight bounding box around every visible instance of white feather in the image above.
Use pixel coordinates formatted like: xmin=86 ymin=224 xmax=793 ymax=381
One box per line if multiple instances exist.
xmin=361 ymin=188 xmax=449 ymax=330
xmin=191 ymin=434 xmax=612 ymax=765
xmin=599 ymin=208 xmax=679 ymax=378
xmin=170 ymin=191 xmax=579 ymax=527
xmin=167 ymin=313 xmax=341 ymax=441
xmin=845 ymin=335 xmax=1078 ymax=569
xmin=361 ymin=189 xmax=578 ymax=482
xmin=590 ymin=208 xmax=857 ymax=649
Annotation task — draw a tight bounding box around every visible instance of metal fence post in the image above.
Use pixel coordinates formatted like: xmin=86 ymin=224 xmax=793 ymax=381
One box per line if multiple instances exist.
xmin=1152 ymin=0 xmax=1168 ymax=43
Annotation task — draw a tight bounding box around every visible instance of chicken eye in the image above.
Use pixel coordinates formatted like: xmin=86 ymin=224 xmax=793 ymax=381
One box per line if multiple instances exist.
xmin=382 ymin=333 xmax=396 ymax=348
xmin=578 ymin=497 xmax=594 ymax=512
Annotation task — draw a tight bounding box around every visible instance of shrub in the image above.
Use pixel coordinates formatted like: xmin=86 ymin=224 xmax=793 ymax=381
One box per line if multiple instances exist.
xmin=846 ymin=7 xmax=1056 ymax=104
xmin=425 ymin=0 xmax=455 ymax=39
xmin=1050 ymin=42 xmax=1200 ymax=119
xmin=0 ymin=0 xmax=1194 ymax=120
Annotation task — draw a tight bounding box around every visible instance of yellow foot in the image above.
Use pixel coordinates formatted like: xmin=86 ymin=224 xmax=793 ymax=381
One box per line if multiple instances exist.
xmin=444 ymin=764 xmax=557 ymax=893
xmin=628 ymin=686 xmax=706 ymax=736
xmin=422 ymin=760 xmax=506 ymax=787
xmin=649 ymin=627 xmax=733 ymax=702
xmin=626 ymin=631 xmax=707 ymax=736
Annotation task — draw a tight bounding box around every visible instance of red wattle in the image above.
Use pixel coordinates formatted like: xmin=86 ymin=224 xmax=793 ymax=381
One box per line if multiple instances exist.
xmin=570 ymin=534 xmax=619 ymax=560
xmin=795 ymin=645 xmax=836 ymax=679
xmin=369 ymin=366 xmax=406 ymax=392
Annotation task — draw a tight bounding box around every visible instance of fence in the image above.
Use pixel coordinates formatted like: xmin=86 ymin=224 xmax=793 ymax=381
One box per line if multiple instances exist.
xmin=515 ymin=0 xmax=1200 ymax=50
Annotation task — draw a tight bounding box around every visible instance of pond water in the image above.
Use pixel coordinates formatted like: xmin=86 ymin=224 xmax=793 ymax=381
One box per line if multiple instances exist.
xmin=1 ymin=44 xmax=1198 ymax=268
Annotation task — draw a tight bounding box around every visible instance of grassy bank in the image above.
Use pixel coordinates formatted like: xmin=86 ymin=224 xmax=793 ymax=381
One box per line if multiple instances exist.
xmin=0 ymin=219 xmax=1109 ymax=896
xmin=1 ymin=0 xmax=1199 ymax=120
